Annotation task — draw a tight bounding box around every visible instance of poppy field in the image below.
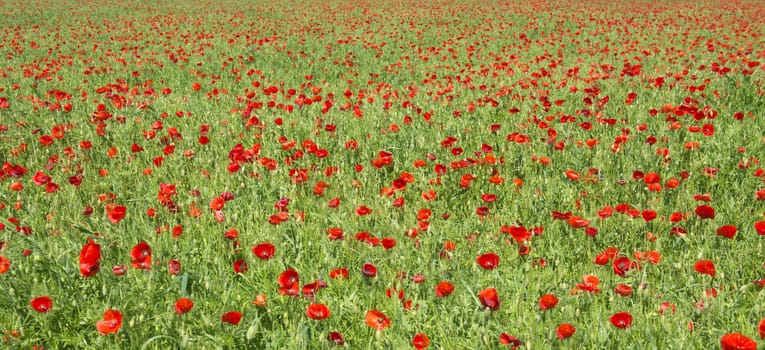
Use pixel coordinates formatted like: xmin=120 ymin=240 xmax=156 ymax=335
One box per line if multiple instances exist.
xmin=1 ymin=0 xmax=765 ymax=348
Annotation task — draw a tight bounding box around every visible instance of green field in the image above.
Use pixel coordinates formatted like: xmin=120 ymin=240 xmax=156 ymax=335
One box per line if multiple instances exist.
xmin=1 ymin=0 xmax=764 ymax=348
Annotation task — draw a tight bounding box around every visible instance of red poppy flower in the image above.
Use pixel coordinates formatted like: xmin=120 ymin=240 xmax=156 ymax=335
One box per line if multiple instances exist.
xmin=476 ymin=252 xmax=499 ymax=270
xmin=538 ymin=294 xmax=558 ymax=311
xmin=412 ymin=333 xmax=430 ymax=349
xmin=330 ymin=268 xmax=348 ymax=279
xmin=355 ymin=232 xmax=377 ymax=245
xmin=695 ymin=205 xmax=715 ymax=219
xmin=716 ymin=225 xmax=737 ymax=239
xmin=720 ymin=333 xmax=757 ymax=350
xmin=702 ymin=168 xmax=718 ymax=177
xmin=221 ymin=311 xmax=242 ymax=325
xmin=568 ymin=216 xmax=590 ymax=228
xmin=355 ymin=205 xmax=372 ymax=216
xmin=613 ymin=257 xmax=637 ymax=277
xmin=610 ymin=312 xmax=633 ymax=329
xmin=9 ymin=181 xmax=23 ymax=191
xmin=503 ymin=225 xmax=530 ymax=243
xmin=693 ymin=193 xmax=712 ymax=202
xmin=105 ymin=205 xmax=126 ymax=224
xmin=365 ymin=309 xmax=390 ymax=330
xmin=0 ymin=256 xmax=10 ymax=274
xmin=233 ymin=259 xmax=247 ymax=274
xmin=481 ymin=194 xmax=497 ymax=203
xmin=641 ymin=210 xmax=657 ymax=222
xmin=435 ymin=281 xmax=455 ymax=297
xmin=306 ymin=303 xmax=331 ymax=320
xmin=594 ymin=247 xmax=619 ymax=265
xmin=658 ymin=302 xmax=676 ymax=315
xmin=210 ymin=197 xmax=225 ymax=211
xmin=362 ymin=263 xmax=377 ymax=278
xmin=302 ymin=280 xmax=327 ymax=301
xmin=328 ymin=331 xmax=345 ymax=345
xmin=701 ymin=123 xmax=714 ymax=136
xmin=694 ymin=260 xmax=716 ymax=278
xmin=112 ymin=265 xmax=126 ymax=276
xmin=32 ymin=171 xmax=52 ymax=186
xmin=96 ymin=309 xmax=123 ymax=335
xmin=670 ymin=226 xmax=688 ymax=236
xmin=668 ymin=211 xmax=684 ymax=222
xmin=30 ymin=296 xmax=53 ymax=313
xmin=499 ymin=333 xmax=522 ymax=348
xmin=478 ymin=287 xmax=500 ymax=311
xmin=475 ymin=206 xmax=490 ymax=217
xmin=130 ymin=241 xmax=151 ymax=270
xmin=421 ymin=189 xmax=437 ymax=201
xmin=614 ymin=284 xmax=633 ymax=297
xmin=174 ymin=297 xmax=194 ymax=314
xmin=755 ymin=221 xmax=765 ymax=235
xmin=278 ymin=268 xmax=300 ymax=296
xmin=574 ymin=274 xmax=601 ymax=293
xmin=79 ymin=238 xmax=101 ymax=278
xmin=565 ymin=170 xmax=580 ymax=181
xmin=168 ymin=259 xmax=181 ymax=275
xmin=663 ymin=177 xmax=679 ymax=189
xmin=759 ymin=319 xmax=765 ymax=339
xmin=43 ymin=182 xmax=60 ymax=193
xmin=252 ymin=242 xmax=275 ymax=260
xmin=643 ymin=172 xmax=660 ymax=184
xmin=411 ymin=273 xmax=425 ymax=283
xmin=598 ymin=206 xmax=614 ymax=219
xmin=268 ymin=215 xmax=282 ymax=225
xmin=556 ymin=323 xmax=576 ymax=339
xmin=381 ymin=237 xmax=396 ymax=250
xmin=326 ymin=227 xmax=344 ymax=240
xmin=417 ymin=208 xmax=432 ymax=221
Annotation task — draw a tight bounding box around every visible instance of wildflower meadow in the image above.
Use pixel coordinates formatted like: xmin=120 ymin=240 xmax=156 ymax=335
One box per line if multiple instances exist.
xmin=0 ymin=0 xmax=764 ymax=348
